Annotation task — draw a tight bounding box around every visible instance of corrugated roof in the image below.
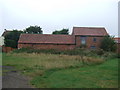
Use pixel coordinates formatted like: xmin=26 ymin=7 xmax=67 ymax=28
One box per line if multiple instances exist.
xmin=72 ymin=27 xmax=108 ymax=36
xmin=18 ymin=34 xmax=75 ymax=44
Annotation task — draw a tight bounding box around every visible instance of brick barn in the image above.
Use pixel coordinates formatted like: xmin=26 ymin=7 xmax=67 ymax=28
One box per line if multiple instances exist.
xmin=18 ymin=27 xmax=108 ymax=50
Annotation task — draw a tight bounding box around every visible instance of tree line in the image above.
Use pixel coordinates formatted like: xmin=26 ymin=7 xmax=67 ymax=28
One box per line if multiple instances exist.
xmin=4 ymin=25 xmax=69 ymax=48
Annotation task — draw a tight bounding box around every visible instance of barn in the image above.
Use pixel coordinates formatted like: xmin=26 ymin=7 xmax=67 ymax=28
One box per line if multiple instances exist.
xmin=18 ymin=27 xmax=108 ymax=50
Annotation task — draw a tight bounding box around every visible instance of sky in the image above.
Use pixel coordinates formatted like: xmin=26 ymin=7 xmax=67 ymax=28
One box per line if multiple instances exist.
xmin=0 ymin=0 xmax=119 ymax=36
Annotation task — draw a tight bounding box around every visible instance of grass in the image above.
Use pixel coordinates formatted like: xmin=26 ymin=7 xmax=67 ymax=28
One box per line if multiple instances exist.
xmin=30 ymin=58 xmax=118 ymax=88
xmin=2 ymin=52 xmax=118 ymax=88
xmin=3 ymin=53 xmax=104 ymax=70
xmin=31 ymin=58 xmax=118 ymax=88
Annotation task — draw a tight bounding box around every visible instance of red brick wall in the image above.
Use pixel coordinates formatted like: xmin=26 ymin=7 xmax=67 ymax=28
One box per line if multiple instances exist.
xmin=2 ymin=46 xmax=15 ymax=53
xmin=75 ymin=36 xmax=104 ymax=49
xmin=117 ymin=43 xmax=120 ymax=53
xmin=18 ymin=36 xmax=105 ymax=50
xmin=18 ymin=43 xmax=75 ymax=50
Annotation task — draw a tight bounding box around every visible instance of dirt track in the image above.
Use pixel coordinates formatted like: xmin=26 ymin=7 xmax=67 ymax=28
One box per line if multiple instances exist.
xmin=2 ymin=66 xmax=32 ymax=88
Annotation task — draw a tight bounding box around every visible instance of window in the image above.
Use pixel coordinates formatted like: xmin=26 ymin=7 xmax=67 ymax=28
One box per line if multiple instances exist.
xmin=81 ymin=36 xmax=86 ymax=45
xmin=93 ymin=38 xmax=97 ymax=42
xmin=90 ymin=46 xmax=96 ymax=49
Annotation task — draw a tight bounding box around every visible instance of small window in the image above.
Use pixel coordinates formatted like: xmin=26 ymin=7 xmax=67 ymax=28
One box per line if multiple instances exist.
xmin=93 ymin=38 xmax=96 ymax=42
xmin=90 ymin=46 xmax=96 ymax=49
xmin=81 ymin=36 xmax=86 ymax=45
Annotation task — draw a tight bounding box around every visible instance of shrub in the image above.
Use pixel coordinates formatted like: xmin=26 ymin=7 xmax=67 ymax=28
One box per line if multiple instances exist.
xmin=100 ymin=36 xmax=117 ymax=52
xmin=13 ymin=48 xmax=62 ymax=54
xmin=102 ymin=52 xmax=117 ymax=59
xmin=12 ymin=48 xmax=117 ymax=59
xmin=117 ymin=53 xmax=120 ymax=58
xmin=12 ymin=48 xmax=29 ymax=53
xmin=90 ymin=49 xmax=104 ymax=56
xmin=13 ymin=48 xmax=95 ymax=57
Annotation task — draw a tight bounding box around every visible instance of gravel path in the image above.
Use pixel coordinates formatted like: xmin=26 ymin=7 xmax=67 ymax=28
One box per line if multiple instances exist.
xmin=2 ymin=66 xmax=32 ymax=88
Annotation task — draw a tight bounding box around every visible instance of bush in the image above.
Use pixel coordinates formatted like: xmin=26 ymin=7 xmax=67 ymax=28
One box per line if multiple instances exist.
xmin=12 ymin=48 xmax=118 ymax=59
xmin=13 ymin=48 xmax=30 ymax=53
xmin=102 ymin=52 xmax=117 ymax=59
xmin=100 ymin=36 xmax=117 ymax=52
xmin=13 ymin=48 xmax=62 ymax=54
xmin=90 ymin=49 xmax=104 ymax=56
xmin=13 ymin=48 xmax=98 ymax=58
xmin=117 ymin=53 xmax=120 ymax=58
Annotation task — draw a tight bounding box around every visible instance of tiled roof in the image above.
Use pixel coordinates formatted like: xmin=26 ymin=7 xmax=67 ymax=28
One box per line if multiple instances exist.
xmin=18 ymin=34 xmax=75 ymax=44
xmin=114 ymin=38 xmax=120 ymax=44
xmin=72 ymin=27 xmax=108 ymax=36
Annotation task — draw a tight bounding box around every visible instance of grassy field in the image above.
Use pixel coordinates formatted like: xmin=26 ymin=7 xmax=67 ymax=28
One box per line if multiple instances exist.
xmin=2 ymin=53 xmax=118 ymax=88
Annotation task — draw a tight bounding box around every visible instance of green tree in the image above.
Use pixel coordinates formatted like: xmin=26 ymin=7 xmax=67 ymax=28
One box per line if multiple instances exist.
xmin=100 ymin=36 xmax=117 ymax=52
xmin=4 ymin=30 xmax=23 ymax=48
xmin=52 ymin=28 xmax=69 ymax=35
xmin=24 ymin=25 xmax=43 ymax=34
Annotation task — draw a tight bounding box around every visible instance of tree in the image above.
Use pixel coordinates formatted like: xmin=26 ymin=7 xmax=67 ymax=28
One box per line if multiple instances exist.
xmin=4 ymin=30 xmax=23 ymax=48
xmin=24 ymin=25 xmax=43 ymax=34
xmin=52 ymin=28 xmax=69 ymax=35
xmin=100 ymin=36 xmax=117 ymax=52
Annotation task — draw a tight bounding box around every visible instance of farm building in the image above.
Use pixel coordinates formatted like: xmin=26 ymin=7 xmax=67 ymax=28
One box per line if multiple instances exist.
xmin=18 ymin=27 xmax=108 ymax=50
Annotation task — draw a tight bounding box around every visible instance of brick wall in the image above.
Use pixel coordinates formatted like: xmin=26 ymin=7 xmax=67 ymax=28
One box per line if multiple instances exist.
xmin=75 ymin=36 xmax=104 ymax=49
xmin=18 ymin=36 xmax=105 ymax=50
xmin=117 ymin=43 xmax=120 ymax=53
xmin=2 ymin=46 xmax=15 ymax=53
xmin=18 ymin=43 xmax=75 ymax=50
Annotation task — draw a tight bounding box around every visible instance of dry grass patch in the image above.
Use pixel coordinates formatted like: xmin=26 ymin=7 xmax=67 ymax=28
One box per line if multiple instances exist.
xmin=4 ymin=53 xmax=104 ymax=69
xmin=3 ymin=53 xmax=104 ymax=78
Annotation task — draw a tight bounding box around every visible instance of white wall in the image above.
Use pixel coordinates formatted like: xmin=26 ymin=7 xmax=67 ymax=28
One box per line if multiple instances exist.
xmin=0 ymin=36 xmax=4 ymax=46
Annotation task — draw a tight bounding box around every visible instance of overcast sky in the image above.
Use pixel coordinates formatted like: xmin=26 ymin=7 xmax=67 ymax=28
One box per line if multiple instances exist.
xmin=0 ymin=0 xmax=119 ymax=36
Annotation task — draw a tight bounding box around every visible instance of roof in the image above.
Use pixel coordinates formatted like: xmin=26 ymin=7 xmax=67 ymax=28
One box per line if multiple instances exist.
xmin=18 ymin=34 xmax=75 ymax=44
xmin=72 ymin=27 xmax=108 ymax=36
xmin=114 ymin=38 xmax=120 ymax=44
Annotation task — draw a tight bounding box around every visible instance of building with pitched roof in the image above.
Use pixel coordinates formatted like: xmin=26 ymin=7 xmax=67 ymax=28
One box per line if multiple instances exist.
xmin=18 ymin=27 xmax=108 ymax=50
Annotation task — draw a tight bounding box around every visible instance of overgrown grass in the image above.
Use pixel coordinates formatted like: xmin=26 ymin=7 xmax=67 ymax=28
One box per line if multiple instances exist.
xmin=2 ymin=52 xmax=118 ymax=88
xmin=31 ymin=58 xmax=118 ymax=88
xmin=13 ymin=48 xmax=118 ymax=59
xmin=3 ymin=53 xmax=103 ymax=72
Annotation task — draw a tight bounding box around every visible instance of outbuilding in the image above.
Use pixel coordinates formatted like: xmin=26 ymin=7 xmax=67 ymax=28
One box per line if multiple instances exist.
xmin=18 ymin=27 xmax=108 ymax=50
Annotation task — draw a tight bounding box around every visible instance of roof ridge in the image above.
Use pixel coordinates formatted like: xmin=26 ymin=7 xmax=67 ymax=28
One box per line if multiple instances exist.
xmin=21 ymin=33 xmax=73 ymax=36
xmin=73 ymin=27 xmax=105 ymax=29
xmin=72 ymin=27 xmax=108 ymax=36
